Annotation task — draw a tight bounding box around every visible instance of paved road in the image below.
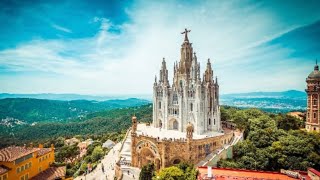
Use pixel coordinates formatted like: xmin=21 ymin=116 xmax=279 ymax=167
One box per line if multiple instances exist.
xmin=75 ymin=143 xmax=122 ymax=180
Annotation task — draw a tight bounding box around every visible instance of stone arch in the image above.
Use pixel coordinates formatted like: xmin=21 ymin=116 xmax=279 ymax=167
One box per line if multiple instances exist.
xmin=169 ymin=118 xmax=179 ymax=130
xmin=138 ymin=147 xmax=155 ymax=168
xmin=156 ymin=119 xmax=162 ymax=128
xmin=173 ymin=159 xmax=181 ymax=164
xmin=155 ymin=158 xmax=161 ymax=170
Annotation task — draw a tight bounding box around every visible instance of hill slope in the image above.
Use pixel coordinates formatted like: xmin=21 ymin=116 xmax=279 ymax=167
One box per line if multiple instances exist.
xmin=0 ymin=98 xmax=150 ymax=125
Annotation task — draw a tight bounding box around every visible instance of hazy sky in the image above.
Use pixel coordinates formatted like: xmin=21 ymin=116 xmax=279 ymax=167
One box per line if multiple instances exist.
xmin=0 ymin=0 xmax=320 ymax=94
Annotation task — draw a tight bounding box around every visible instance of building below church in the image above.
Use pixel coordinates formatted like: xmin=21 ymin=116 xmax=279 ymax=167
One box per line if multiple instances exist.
xmin=0 ymin=144 xmax=67 ymax=180
xmin=306 ymin=61 xmax=320 ymax=132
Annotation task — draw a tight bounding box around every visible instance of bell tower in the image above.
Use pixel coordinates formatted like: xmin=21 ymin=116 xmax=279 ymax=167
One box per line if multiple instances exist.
xmin=306 ymin=60 xmax=320 ymax=132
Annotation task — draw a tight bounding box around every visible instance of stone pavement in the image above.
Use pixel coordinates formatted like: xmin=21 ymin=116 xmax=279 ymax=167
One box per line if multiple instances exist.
xmin=75 ymin=143 xmax=122 ymax=180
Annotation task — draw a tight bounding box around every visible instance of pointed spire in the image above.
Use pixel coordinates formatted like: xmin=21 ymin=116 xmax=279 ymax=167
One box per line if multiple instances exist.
xmin=315 ymin=59 xmax=319 ymax=71
xmin=155 ymin=75 xmax=157 ymax=83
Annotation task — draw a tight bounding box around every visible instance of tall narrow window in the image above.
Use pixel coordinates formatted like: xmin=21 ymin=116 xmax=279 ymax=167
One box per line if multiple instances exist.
xmin=190 ymin=103 xmax=193 ymax=111
xmin=209 ymin=118 xmax=211 ymax=125
xmin=214 ymin=119 xmax=216 ymax=125
xmin=314 ymin=99 xmax=317 ymax=105
xmin=159 ymin=102 xmax=161 ymax=109
xmin=314 ymin=112 xmax=316 ymax=119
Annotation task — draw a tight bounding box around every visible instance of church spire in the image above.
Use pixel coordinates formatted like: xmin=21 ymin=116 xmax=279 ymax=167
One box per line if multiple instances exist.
xmin=315 ymin=59 xmax=319 ymax=71
xmin=160 ymin=57 xmax=169 ymax=86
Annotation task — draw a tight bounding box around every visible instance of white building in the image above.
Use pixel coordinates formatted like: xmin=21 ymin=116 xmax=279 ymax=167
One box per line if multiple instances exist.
xmin=153 ymin=29 xmax=221 ymax=135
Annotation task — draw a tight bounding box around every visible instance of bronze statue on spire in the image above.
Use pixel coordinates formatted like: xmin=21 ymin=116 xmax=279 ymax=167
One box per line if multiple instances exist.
xmin=181 ymin=28 xmax=191 ymax=42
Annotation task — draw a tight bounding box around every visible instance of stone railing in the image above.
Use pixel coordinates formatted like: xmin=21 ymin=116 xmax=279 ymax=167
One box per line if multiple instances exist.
xmin=118 ymin=127 xmax=132 ymax=158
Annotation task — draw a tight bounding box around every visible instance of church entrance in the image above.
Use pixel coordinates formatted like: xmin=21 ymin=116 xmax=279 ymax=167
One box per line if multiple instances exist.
xmin=169 ymin=119 xmax=179 ymax=130
xmin=138 ymin=147 xmax=156 ymax=168
xmin=173 ymin=120 xmax=178 ymax=130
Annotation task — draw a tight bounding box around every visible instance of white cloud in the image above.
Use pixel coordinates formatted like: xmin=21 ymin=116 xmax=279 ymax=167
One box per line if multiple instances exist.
xmin=52 ymin=24 xmax=72 ymax=33
xmin=0 ymin=1 xmax=318 ymax=94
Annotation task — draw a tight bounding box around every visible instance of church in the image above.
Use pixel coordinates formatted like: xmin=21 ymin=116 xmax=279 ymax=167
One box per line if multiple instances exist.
xmin=153 ymin=29 xmax=221 ymax=135
xmin=129 ymin=29 xmax=234 ymax=170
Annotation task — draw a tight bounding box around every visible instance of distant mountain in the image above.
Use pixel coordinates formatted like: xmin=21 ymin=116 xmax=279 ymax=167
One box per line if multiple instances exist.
xmin=221 ymin=90 xmax=306 ymax=99
xmin=0 ymin=98 xmax=150 ymax=126
xmin=221 ymin=90 xmax=306 ymax=113
xmin=0 ymin=93 xmax=152 ymax=101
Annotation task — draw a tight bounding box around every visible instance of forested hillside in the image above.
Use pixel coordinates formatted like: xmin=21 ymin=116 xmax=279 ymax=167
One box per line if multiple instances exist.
xmin=0 ymin=98 xmax=150 ymax=124
xmin=0 ymin=104 xmax=152 ymax=147
xmin=218 ymin=106 xmax=320 ymax=171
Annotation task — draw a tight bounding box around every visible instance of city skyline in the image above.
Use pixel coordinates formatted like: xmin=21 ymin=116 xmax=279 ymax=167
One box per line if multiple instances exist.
xmin=0 ymin=0 xmax=320 ymax=94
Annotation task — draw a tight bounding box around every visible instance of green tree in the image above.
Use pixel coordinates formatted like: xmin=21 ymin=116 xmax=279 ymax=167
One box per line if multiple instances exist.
xmin=154 ymin=166 xmax=184 ymax=180
xmin=276 ymin=114 xmax=302 ymax=130
xmin=91 ymin=146 xmax=104 ymax=162
xmin=176 ymin=162 xmax=198 ymax=180
xmin=232 ymin=111 xmax=249 ymax=131
xmin=139 ymin=163 xmax=155 ymax=180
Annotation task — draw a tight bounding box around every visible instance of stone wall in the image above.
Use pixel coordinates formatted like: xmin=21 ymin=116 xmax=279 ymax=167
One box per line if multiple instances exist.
xmin=131 ymin=131 xmax=234 ymax=169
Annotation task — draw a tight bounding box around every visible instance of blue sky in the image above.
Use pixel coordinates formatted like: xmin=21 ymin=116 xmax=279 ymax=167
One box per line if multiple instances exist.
xmin=0 ymin=0 xmax=320 ymax=94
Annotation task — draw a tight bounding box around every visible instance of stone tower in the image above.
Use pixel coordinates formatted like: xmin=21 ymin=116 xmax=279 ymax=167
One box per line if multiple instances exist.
xmin=306 ymin=61 xmax=320 ymax=132
xmin=153 ymin=29 xmax=221 ymax=135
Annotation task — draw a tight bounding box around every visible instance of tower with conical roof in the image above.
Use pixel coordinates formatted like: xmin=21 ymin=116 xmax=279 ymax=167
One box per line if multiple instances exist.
xmin=306 ymin=60 xmax=320 ymax=132
xmin=153 ymin=29 xmax=221 ymax=135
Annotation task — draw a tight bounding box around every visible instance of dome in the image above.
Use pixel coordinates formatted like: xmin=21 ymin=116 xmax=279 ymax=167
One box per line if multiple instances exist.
xmin=308 ymin=63 xmax=320 ymax=79
xmin=308 ymin=70 xmax=320 ymax=79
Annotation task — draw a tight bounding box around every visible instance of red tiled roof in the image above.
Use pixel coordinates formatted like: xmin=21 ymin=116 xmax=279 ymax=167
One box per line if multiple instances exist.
xmin=309 ymin=168 xmax=320 ymax=177
xmin=0 ymin=146 xmax=53 ymax=162
xmin=37 ymin=148 xmax=52 ymax=157
xmin=31 ymin=166 xmax=66 ymax=180
xmin=0 ymin=146 xmax=38 ymax=162
xmin=198 ymin=167 xmax=297 ymax=180
xmin=0 ymin=165 xmax=10 ymax=175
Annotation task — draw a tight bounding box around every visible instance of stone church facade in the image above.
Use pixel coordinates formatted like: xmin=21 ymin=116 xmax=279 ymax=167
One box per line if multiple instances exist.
xmin=153 ymin=29 xmax=221 ymax=135
xmin=130 ymin=29 xmax=234 ymax=170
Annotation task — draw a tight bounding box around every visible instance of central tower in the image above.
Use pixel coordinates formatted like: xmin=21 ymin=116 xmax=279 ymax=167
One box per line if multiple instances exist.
xmin=153 ymin=29 xmax=221 ymax=135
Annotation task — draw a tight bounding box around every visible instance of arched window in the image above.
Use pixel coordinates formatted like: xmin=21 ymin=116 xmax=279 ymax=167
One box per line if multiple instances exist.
xmin=314 ymin=99 xmax=317 ymax=105
xmin=208 ymin=118 xmax=211 ymax=125
xmin=314 ymin=112 xmax=316 ymax=119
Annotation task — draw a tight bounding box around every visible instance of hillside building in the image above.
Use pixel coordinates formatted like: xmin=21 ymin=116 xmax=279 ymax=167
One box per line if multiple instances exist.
xmin=0 ymin=144 xmax=66 ymax=180
xmin=306 ymin=61 xmax=320 ymax=132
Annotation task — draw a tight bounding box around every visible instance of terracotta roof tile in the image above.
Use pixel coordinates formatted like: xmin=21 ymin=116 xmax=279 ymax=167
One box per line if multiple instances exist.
xmin=31 ymin=166 xmax=66 ymax=180
xmin=198 ymin=167 xmax=297 ymax=180
xmin=0 ymin=146 xmax=38 ymax=162
xmin=0 ymin=165 xmax=10 ymax=175
xmin=309 ymin=168 xmax=320 ymax=177
xmin=37 ymin=148 xmax=52 ymax=157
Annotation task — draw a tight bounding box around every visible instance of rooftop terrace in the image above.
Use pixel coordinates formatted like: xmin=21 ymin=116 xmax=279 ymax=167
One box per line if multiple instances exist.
xmin=136 ymin=123 xmax=225 ymax=140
